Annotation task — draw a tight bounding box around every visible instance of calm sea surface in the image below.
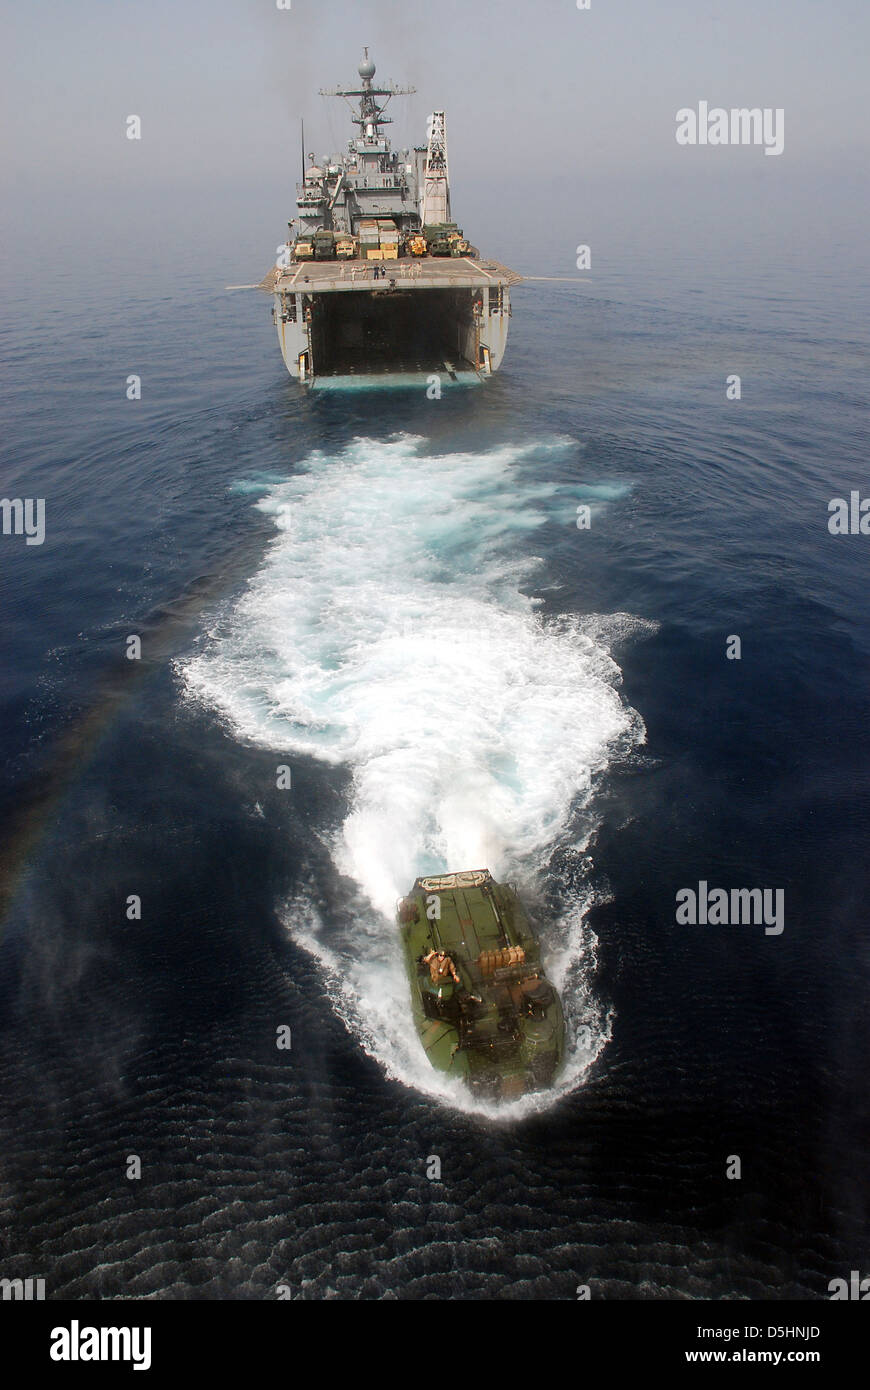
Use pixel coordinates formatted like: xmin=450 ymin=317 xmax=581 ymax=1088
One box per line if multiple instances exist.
xmin=0 ymin=181 xmax=868 ymax=1297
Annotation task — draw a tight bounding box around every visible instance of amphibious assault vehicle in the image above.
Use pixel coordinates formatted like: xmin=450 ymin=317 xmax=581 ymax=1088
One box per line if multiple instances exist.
xmin=397 ymin=870 xmax=564 ymax=1101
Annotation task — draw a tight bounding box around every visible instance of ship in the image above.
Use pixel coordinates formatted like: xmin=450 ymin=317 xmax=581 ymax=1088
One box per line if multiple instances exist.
xmin=260 ymin=51 xmax=522 ymax=387
xmin=397 ymin=870 xmax=564 ymax=1101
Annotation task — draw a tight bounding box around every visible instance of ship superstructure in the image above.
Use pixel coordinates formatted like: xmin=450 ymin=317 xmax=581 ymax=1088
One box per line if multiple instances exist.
xmin=261 ymin=51 xmax=521 ymax=385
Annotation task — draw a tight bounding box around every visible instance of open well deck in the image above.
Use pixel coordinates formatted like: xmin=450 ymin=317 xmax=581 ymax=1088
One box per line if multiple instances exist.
xmin=264 ymin=258 xmax=521 ymax=382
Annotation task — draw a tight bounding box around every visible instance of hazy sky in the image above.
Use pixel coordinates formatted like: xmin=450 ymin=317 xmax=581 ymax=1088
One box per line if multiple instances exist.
xmin=4 ymin=0 xmax=869 ymax=196
xmin=2 ymin=0 xmax=869 ymax=294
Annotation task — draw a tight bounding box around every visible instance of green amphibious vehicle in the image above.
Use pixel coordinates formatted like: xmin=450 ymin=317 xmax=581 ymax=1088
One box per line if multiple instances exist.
xmin=397 ymin=870 xmax=565 ymax=1101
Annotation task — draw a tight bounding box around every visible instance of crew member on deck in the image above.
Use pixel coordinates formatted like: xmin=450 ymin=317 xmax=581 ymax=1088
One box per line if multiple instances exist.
xmin=422 ymin=949 xmax=461 ymax=985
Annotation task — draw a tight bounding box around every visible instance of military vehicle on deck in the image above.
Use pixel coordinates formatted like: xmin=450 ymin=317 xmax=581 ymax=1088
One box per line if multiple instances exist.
xmin=397 ymin=870 xmax=564 ymax=1101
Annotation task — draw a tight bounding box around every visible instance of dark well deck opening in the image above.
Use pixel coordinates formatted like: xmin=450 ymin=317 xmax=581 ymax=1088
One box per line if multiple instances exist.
xmin=308 ymin=287 xmax=476 ymax=376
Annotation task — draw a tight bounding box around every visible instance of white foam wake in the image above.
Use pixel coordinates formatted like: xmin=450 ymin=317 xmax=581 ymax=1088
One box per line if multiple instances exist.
xmin=179 ymin=435 xmax=651 ymax=1116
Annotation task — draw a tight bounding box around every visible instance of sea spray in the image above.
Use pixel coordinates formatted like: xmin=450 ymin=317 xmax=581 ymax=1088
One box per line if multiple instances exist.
xmin=179 ymin=435 xmax=653 ymax=1113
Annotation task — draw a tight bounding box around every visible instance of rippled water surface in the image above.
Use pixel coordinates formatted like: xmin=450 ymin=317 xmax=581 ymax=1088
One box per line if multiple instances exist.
xmin=1 ymin=187 xmax=868 ymax=1298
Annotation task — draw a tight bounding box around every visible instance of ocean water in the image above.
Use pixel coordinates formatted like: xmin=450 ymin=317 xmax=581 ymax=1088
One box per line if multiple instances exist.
xmin=0 ymin=184 xmax=868 ymax=1298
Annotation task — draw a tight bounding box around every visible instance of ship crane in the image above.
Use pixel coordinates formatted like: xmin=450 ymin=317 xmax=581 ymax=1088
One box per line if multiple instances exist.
xmin=421 ymin=111 xmax=450 ymax=226
xmin=327 ymin=173 xmax=343 ymax=213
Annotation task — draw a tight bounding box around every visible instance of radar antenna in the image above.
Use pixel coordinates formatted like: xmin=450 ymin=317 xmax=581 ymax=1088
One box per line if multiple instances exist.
xmin=319 ymin=49 xmax=415 ymax=141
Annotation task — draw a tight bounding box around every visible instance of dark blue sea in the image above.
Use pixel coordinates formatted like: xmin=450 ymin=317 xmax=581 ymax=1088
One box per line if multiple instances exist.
xmin=1 ymin=178 xmax=868 ymax=1298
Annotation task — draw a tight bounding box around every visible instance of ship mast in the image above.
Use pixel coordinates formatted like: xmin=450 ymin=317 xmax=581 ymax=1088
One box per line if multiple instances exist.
xmin=319 ymin=49 xmax=415 ymax=143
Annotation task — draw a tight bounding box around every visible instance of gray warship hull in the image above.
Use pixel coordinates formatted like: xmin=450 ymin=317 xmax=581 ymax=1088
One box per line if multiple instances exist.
xmin=262 ymin=51 xmax=521 ymax=386
xmin=264 ymin=256 xmax=520 ymax=384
